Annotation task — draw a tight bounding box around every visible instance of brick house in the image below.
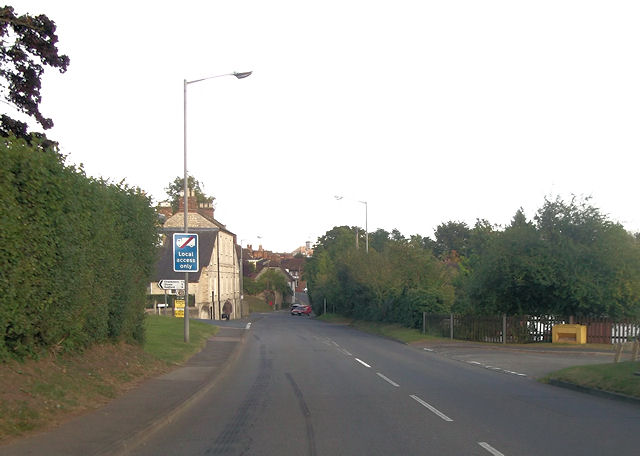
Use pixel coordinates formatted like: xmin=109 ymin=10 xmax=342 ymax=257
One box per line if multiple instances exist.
xmin=150 ymin=190 xmax=242 ymax=320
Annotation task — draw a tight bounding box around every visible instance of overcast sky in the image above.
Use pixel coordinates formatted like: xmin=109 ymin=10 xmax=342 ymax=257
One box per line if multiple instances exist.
xmin=10 ymin=1 xmax=640 ymax=252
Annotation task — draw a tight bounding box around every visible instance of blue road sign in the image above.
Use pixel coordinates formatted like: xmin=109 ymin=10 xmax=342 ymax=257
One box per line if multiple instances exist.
xmin=173 ymin=233 xmax=199 ymax=272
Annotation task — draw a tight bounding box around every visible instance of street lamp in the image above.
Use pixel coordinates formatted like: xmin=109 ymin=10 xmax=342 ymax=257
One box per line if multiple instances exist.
xmin=334 ymin=195 xmax=368 ymax=253
xmin=183 ymin=71 xmax=252 ymax=343
xmin=240 ymin=239 xmax=247 ymax=318
xmin=359 ymin=200 xmax=368 ymax=253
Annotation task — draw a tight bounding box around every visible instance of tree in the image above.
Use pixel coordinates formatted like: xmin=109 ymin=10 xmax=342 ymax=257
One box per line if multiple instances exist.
xmin=257 ymin=268 xmax=292 ymax=308
xmin=459 ymin=198 xmax=640 ymax=317
xmin=164 ymin=175 xmax=214 ymax=213
xmin=433 ymin=221 xmax=471 ymax=259
xmin=0 ymin=6 xmax=69 ymax=142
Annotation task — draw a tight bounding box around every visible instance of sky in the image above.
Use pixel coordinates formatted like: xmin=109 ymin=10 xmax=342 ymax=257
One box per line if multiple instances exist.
xmin=8 ymin=1 xmax=640 ymax=253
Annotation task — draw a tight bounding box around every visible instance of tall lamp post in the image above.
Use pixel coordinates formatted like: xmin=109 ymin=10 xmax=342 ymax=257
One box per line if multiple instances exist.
xmin=183 ymin=71 xmax=252 ymax=343
xmin=334 ymin=196 xmax=369 ymax=253
xmin=359 ymin=200 xmax=368 ymax=253
xmin=240 ymin=239 xmax=247 ymax=318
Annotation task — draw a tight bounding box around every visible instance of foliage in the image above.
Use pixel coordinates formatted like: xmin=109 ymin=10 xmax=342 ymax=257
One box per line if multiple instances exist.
xmin=305 ymin=226 xmax=455 ymax=328
xmin=0 ymin=136 xmax=158 ymax=361
xmin=257 ymin=268 xmax=292 ymax=298
xmin=459 ymin=197 xmax=640 ymax=317
xmin=242 ymin=276 xmax=262 ymax=295
xmin=306 ymin=197 xmax=640 ymax=328
xmin=0 ymin=6 xmax=69 ymax=142
xmin=164 ymin=175 xmax=214 ymax=213
xmin=433 ymin=220 xmax=471 ymax=259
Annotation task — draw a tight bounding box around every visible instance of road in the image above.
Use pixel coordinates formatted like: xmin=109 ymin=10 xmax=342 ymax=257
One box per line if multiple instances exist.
xmin=132 ymin=312 xmax=640 ymax=455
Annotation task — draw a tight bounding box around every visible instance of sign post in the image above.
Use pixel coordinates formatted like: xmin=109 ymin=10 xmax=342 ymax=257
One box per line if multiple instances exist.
xmin=174 ymin=299 xmax=185 ymax=318
xmin=173 ymin=233 xmax=199 ymax=342
xmin=172 ymin=234 xmax=199 ymax=272
xmin=158 ymin=279 xmax=186 ymax=290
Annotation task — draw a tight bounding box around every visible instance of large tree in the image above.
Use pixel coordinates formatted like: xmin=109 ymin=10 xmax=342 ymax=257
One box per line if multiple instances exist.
xmin=460 ymin=198 xmax=640 ymax=317
xmin=0 ymin=6 xmax=69 ymax=142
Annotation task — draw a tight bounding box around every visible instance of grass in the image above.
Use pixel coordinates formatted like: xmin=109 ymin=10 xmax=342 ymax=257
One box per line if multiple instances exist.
xmin=317 ymin=313 xmax=436 ymax=344
xmin=245 ymin=295 xmax=276 ymax=313
xmin=0 ymin=315 xmax=219 ymax=443
xmin=543 ymin=361 xmax=640 ymax=398
xmin=144 ymin=315 xmax=219 ymax=364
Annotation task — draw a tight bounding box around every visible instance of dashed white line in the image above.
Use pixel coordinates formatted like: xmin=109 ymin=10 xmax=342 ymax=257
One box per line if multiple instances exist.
xmin=338 ymin=348 xmax=353 ymax=356
xmin=478 ymin=442 xmax=505 ymax=456
xmin=465 ymin=360 xmax=526 ymax=377
xmin=410 ymin=395 xmax=454 ymax=422
xmin=423 ymin=348 xmax=434 ymax=352
xmin=355 ymin=358 xmax=371 ymax=368
xmin=376 ymin=373 xmax=400 ymax=387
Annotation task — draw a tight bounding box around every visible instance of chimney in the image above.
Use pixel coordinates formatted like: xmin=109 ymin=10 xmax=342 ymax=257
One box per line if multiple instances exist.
xmin=178 ymin=189 xmax=199 ymax=213
xmin=197 ymin=200 xmax=215 ymax=221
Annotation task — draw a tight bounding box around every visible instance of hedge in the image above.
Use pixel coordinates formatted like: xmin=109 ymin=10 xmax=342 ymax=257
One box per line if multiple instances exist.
xmin=0 ymin=136 xmax=158 ymax=361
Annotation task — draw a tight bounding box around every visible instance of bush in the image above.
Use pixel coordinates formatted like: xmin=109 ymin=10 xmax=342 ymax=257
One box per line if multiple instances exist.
xmin=0 ymin=136 xmax=158 ymax=361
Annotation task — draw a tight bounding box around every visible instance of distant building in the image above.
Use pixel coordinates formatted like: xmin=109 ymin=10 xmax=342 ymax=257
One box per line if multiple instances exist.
xmin=150 ymin=190 xmax=241 ymax=320
xmin=291 ymin=241 xmax=314 ymax=257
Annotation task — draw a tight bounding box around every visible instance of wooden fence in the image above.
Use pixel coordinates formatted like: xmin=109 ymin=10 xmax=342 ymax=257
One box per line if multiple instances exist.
xmin=422 ymin=314 xmax=640 ymax=345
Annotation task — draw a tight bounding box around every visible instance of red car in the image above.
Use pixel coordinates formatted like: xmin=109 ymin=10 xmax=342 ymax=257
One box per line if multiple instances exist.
xmin=291 ymin=304 xmax=312 ymax=316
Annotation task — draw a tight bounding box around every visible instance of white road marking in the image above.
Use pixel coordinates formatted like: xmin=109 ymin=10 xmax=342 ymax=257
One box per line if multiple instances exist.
xmin=409 ymin=395 xmax=454 ymax=422
xmin=339 ymin=348 xmax=353 ymax=356
xmin=355 ymin=358 xmax=371 ymax=368
xmin=465 ymin=360 xmax=526 ymax=377
xmin=423 ymin=348 xmax=434 ymax=352
xmin=245 ymin=323 xmax=252 ymax=329
xmin=376 ymin=373 xmax=400 ymax=387
xmin=478 ymin=442 xmax=505 ymax=456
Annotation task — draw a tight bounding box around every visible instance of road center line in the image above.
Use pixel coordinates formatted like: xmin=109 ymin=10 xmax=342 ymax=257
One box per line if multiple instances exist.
xmin=478 ymin=442 xmax=505 ymax=456
xmin=339 ymin=348 xmax=353 ymax=356
xmin=355 ymin=358 xmax=371 ymax=368
xmin=410 ymin=395 xmax=454 ymax=422
xmin=376 ymin=372 xmax=399 ymax=387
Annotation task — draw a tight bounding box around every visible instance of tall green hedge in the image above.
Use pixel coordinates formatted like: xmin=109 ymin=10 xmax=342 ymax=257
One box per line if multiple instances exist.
xmin=0 ymin=136 xmax=158 ymax=361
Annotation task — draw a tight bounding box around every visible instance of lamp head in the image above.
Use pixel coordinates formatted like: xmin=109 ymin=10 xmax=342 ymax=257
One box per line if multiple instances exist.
xmin=233 ymin=71 xmax=253 ymax=79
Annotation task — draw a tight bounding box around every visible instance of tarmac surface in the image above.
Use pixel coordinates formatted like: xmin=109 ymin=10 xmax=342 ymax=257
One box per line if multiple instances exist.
xmin=0 ymin=315 xmax=634 ymax=456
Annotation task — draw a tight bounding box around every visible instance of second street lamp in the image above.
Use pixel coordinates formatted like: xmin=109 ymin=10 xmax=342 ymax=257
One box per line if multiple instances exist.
xmin=182 ymin=71 xmax=252 ymax=343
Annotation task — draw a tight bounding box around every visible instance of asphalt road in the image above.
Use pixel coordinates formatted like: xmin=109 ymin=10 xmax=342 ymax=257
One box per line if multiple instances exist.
xmin=132 ymin=312 xmax=640 ymax=455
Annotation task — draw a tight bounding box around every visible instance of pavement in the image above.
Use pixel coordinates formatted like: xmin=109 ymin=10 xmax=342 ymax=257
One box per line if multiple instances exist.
xmin=0 ymin=324 xmax=250 ymax=456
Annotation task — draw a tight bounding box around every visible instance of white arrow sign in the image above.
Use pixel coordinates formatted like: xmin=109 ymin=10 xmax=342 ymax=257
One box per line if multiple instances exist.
xmin=158 ymin=279 xmax=185 ymax=290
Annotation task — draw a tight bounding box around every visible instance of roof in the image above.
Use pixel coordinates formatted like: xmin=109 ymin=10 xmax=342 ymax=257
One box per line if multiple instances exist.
xmin=153 ymin=228 xmax=219 ymax=283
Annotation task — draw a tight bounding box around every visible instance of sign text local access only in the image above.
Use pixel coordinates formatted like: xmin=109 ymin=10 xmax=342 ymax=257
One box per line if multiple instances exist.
xmin=173 ymin=233 xmax=199 ymax=272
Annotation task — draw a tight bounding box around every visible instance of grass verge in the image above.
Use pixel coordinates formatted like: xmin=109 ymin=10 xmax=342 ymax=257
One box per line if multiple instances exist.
xmin=245 ymin=295 xmax=275 ymax=313
xmin=144 ymin=315 xmax=219 ymax=364
xmin=317 ymin=313 xmax=436 ymax=344
xmin=542 ymin=361 xmax=640 ymax=399
xmin=0 ymin=315 xmax=218 ymax=444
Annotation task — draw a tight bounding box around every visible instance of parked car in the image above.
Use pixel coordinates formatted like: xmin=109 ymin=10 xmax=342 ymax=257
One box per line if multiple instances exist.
xmin=291 ymin=304 xmax=312 ymax=316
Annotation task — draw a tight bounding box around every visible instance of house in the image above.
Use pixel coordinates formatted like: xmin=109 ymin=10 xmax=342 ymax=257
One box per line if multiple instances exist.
xmin=150 ymin=190 xmax=241 ymax=320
